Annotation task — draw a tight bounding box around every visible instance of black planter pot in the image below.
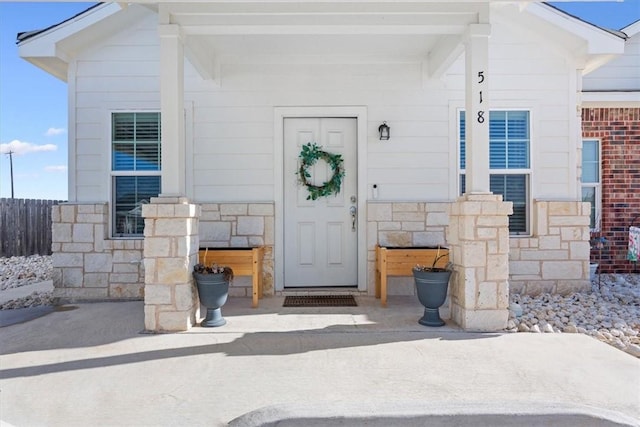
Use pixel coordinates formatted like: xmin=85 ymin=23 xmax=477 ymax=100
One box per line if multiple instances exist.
xmin=193 ymin=272 xmax=230 ymax=327
xmin=413 ymin=269 xmax=452 ymax=327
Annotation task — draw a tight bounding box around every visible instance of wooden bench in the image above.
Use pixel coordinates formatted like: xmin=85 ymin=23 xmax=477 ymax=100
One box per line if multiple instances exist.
xmin=375 ymin=245 xmax=449 ymax=307
xmin=198 ymin=247 xmax=265 ymax=308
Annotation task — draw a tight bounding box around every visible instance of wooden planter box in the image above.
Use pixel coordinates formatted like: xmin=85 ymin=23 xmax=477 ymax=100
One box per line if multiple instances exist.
xmin=199 ymin=247 xmax=265 ymax=308
xmin=375 ymin=245 xmax=450 ymax=307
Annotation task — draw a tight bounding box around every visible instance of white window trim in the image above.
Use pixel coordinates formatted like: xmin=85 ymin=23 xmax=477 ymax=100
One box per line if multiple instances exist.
xmin=457 ymin=108 xmax=533 ymax=235
xmin=582 ymin=138 xmax=602 ymax=232
xmin=109 ymin=110 xmax=161 ymax=239
xmin=583 ymin=182 xmax=602 ymax=231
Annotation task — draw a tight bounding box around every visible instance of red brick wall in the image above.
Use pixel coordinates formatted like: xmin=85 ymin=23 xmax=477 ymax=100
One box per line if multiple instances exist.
xmin=582 ymin=107 xmax=640 ymax=273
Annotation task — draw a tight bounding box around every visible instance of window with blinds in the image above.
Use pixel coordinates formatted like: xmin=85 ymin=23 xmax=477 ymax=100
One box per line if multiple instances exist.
xmin=581 ymin=139 xmax=600 ymax=230
xmin=112 ymin=112 xmax=161 ymax=171
xmin=111 ymin=112 xmax=161 ymax=237
xmin=459 ymin=110 xmax=531 ymax=234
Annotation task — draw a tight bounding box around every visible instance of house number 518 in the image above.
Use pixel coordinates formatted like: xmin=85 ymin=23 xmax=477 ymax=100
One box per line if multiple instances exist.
xmin=477 ymin=71 xmax=485 ymax=124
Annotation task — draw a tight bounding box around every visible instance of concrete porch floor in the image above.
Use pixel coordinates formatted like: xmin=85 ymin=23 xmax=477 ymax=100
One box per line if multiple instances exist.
xmin=1 ymin=296 xmax=639 ymax=426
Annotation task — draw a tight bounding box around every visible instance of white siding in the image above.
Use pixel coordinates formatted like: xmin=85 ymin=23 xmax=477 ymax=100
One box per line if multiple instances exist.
xmin=446 ymin=21 xmax=577 ymax=200
xmin=583 ymin=31 xmax=640 ymax=91
xmin=71 ymin=7 xmax=580 ymax=204
xmin=73 ymin=13 xmax=160 ymax=202
xmin=186 ymin=59 xmax=456 ymax=201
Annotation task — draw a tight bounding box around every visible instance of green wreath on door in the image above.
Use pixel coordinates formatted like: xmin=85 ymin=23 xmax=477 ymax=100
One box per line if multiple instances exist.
xmin=297 ymin=142 xmax=345 ymax=201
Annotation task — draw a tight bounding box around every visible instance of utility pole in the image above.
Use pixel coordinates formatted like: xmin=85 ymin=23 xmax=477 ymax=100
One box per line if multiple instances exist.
xmin=7 ymin=150 xmax=14 ymax=199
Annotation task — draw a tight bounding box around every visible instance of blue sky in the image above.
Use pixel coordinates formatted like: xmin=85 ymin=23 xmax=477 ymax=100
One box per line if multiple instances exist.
xmin=0 ymin=2 xmax=95 ymax=200
xmin=0 ymin=1 xmax=639 ymax=201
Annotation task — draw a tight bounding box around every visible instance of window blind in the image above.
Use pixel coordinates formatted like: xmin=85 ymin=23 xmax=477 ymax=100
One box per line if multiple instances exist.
xmin=111 ymin=111 xmax=161 ymax=237
xmin=460 ymin=111 xmax=529 ymax=169
xmin=112 ymin=112 xmax=161 ymax=171
xmin=459 ymin=109 xmax=530 ymax=234
xmin=113 ymin=176 xmax=161 ymax=236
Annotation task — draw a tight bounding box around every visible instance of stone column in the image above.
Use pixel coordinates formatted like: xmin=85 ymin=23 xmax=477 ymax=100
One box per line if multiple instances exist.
xmin=448 ymin=194 xmax=512 ymax=331
xmin=142 ymin=197 xmax=200 ymax=332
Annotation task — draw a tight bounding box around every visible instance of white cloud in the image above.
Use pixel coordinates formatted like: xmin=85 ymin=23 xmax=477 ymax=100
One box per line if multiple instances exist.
xmin=44 ymin=127 xmax=66 ymax=136
xmin=0 ymin=140 xmax=57 ymax=155
xmin=44 ymin=165 xmax=67 ymax=173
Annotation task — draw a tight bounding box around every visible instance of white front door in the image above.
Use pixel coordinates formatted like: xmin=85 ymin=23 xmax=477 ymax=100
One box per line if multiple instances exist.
xmin=283 ymin=118 xmax=358 ymax=287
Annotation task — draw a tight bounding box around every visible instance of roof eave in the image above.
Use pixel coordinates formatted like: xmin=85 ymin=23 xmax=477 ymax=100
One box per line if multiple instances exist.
xmin=530 ymin=3 xmax=626 ymax=54
xmin=17 ymin=2 xmax=104 ymax=45
xmin=24 ymin=57 xmax=69 ymax=82
xmin=621 ymin=20 xmax=640 ymax=37
xmin=17 ymin=3 xmax=127 ymax=81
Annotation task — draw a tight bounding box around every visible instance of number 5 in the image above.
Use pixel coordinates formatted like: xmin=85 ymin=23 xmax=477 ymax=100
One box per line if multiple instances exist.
xmin=478 ymin=71 xmax=485 ymax=84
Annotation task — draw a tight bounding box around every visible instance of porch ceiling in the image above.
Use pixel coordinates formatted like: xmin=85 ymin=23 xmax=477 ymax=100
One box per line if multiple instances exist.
xmin=197 ymin=34 xmax=441 ymax=57
xmin=161 ymin=2 xmax=486 ymax=78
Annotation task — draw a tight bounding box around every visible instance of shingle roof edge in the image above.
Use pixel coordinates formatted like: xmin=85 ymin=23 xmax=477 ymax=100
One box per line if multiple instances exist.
xmin=542 ymin=2 xmax=628 ymax=39
xmin=16 ymin=2 xmax=103 ymax=45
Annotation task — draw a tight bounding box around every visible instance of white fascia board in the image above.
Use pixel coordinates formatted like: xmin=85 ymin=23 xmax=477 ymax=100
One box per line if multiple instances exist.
xmin=18 ymin=3 xmax=122 ymax=48
xmin=582 ymin=91 xmax=640 ymax=106
xmin=17 ymin=3 xmax=123 ymax=80
xmin=183 ymin=25 xmax=467 ymax=36
xmin=622 ymin=21 xmax=640 ymax=37
xmin=526 ymin=3 xmax=625 ymax=55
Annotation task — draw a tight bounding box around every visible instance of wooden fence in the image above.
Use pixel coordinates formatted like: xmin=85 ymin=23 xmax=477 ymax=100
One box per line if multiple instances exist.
xmin=0 ymin=198 xmax=61 ymax=257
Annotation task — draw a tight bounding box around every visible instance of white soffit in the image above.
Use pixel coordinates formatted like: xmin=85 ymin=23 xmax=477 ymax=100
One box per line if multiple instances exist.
xmin=18 ymin=3 xmax=150 ymax=81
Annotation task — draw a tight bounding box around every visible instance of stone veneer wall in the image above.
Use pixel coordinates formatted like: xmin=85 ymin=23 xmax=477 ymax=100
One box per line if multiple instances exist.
xmin=199 ymin=203 xmax=274 ymax=297
xmin=366 ymin=202 xmax=449 ymax=297
xmin=509 ymin=200 xmax=591 ymax=295
xmin=367 ymin=200 xmax=591 ymax=299
xmin=51 ymin=201 xmax=274 ymax=302
xmin=52 ymin=200 xmax=589 ymax=302
xmin=51 ymin=203 xmax=144 ymax=301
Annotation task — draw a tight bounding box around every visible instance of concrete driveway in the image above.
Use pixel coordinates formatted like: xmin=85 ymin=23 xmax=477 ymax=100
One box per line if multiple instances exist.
xmin=1 ymin=296 xmax=639 ymax=426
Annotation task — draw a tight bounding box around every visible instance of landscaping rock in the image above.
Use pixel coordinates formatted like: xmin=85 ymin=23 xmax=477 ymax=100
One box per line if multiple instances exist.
xmin=510 ymin=273 xmax=640 ymax=358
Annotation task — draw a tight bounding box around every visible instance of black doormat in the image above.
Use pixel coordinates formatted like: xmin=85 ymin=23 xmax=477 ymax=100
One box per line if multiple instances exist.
xmin=283 ymin=295 xmax=357 ymax=307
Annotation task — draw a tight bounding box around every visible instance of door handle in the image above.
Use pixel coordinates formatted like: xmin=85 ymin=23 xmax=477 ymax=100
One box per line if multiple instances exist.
xmin=350 ymin=206 xmax=357 ymax=232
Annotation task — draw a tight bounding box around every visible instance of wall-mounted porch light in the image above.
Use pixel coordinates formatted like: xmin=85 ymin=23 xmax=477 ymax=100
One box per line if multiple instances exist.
xmin=378 ymin=122 xmax=390 ymax=141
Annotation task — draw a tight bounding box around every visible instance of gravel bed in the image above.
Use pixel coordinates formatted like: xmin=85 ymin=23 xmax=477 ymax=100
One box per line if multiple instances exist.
xmin=0 ymin=292 xmax=56 ymax=310
xmin=508 ymin=274 xmax=640 ymax=358
xmin=0 ymin=255 xmax=52 ymax=291
xmin=1 ymin=255 xmax=639 ymax=357
xmin=0 ymin=255 xmax=55 ymax=310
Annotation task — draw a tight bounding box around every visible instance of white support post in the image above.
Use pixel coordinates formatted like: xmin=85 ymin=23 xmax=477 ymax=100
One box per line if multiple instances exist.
xmin=159 ymin=24 xmax=186 ymax=197
xmin=464 ymin=24 xmax=491 ymax=194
